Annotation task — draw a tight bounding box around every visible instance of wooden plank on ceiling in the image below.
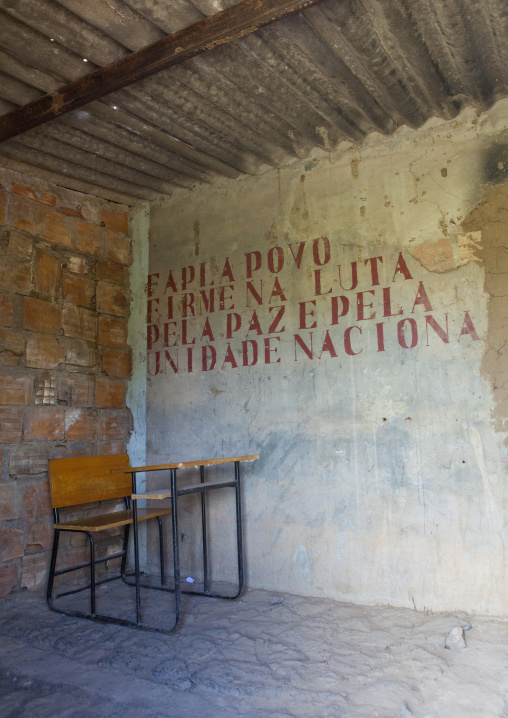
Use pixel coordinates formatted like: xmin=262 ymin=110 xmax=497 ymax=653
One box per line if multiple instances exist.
xmin=0 ymin=0 xmax=322 ymax=142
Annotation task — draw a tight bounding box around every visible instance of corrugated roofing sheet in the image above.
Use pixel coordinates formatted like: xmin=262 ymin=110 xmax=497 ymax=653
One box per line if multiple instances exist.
xmin=0 ymin=0 xmax=507 ymax=204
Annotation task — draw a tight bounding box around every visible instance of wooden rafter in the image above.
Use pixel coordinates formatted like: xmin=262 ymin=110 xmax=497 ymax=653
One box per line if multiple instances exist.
xmin=0 ymin=0 xmax=322 ymax=142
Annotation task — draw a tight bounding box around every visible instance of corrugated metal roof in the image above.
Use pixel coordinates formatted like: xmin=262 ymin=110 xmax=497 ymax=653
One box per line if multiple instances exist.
xmin=0 ymin=0 xmax=507 ymax=204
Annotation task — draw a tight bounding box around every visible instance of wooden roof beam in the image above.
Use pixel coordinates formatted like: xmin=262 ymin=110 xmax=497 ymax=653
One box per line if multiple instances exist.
xmin=0 ymin=0 xmax=322 ymax=142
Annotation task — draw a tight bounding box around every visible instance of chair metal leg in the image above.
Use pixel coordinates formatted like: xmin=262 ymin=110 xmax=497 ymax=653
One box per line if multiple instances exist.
xmin=156 ymin=516 xmax=165 ymax=585
xmin=87 ymin=532 xmax=96 ymax=615
xmin=200 ymin=465 xmax=209 ymax=594
xmin=46 ymin=529 xmax=60 ymax=608
xmin=120 ymin=524 xmax=130 ymax=578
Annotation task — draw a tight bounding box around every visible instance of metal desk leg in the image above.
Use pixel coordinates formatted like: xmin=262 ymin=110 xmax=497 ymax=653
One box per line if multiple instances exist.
xmin=235 ymin=461 xmax=244 ymax=596
xmin=131 ymin=471 xmax=141 ymax=625
xmin=200 ymin=465 xmax=209 ymax=594
xmin=170 ymin=468 xmax=181 ymax=628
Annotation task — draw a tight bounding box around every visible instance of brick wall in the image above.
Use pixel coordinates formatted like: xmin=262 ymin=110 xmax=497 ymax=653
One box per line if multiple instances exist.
xmin=0 ymin=171 xmax=133 ymax=597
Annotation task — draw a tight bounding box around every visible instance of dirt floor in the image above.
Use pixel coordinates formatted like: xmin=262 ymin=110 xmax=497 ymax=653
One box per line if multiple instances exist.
xmin=1 ymin=582 xmax=508 ymax=717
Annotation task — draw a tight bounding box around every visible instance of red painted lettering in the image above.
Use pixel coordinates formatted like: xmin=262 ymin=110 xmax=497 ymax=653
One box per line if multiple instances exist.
xmin=412 ymin=281 xmax=433 ymax=312
xmin=314 ymin=269 xmax=332 ymax=296
xmin=165 ymin=349 xmax=178 ymax=374
xmin=181 ymin=265 xmax=195 ymax=291
xmin=248 ymin=311 xmax=263 ymax=335
xmin=200 ymin=288 xmax=215 ymax=314
xmin=299 ymin=300 xmax=317 ymax=330
xmin=376 ymin=322 xmax=385 ymax=352
xmin=268 ymin=277 xmax=287 ymax=303
xmin=147 ymin=325 xmax=159 ymax=350
xmin=364 ymin=256 xmax=383 ymax=286
xmin=319 ymin=330 xmax=338 ymax=358
xmin=246 ymin=251 xmax=262 ymax=278
xmin=458 ymin=311 xmax=480 ymax=341
xmin=147 ymin=298 xmax=159 ymax=324
xmin=182 ymin=292 xmax=195 ymax=317
xmin=397 ymin=318 xmax=418 ymax=348
xmin=219 ymin=285 xmax=234 ymax=311
xmin=223 ymin=343 xmax=238 ymax=369
xmin=181 ymin=319 xmax=196 ymax=345
xmin=226 ymin=312 xmax=242 ymax=339
xmin=331 ymin=296 xmax=349 ymax=325
xmin=200 ymin=317 xmax=215 ymax=342
xmin=356 ymin=290 xmax=376 ymax=321
xmin=246 ymin=281 xmax=263 ymax=306
xmin=268 ymin=246 xmax=284 ymax=274
xmin=425 ymin=314 xmax=449 ymax=344
xmin=294 ymin=333 xmax=313 ymax=360
xmin=312 ymin=236 xmax=331 ymax=266
xmin=163 ymin=321 xmax=177 ymax=347
xmin=338 ymin=261 xmax=358 ymax=291
xmin=147 ymin=273 xmax=159 ymax=298
xmin=220 ymin=257 xmax=235 ymax=283
xmin=344 ymin=326 xmax=362 ymax=356
xmin=165 ymin=270 xmax=177 ymax=293
xmin=392 ymin=252 xmax=413 ymax=281
xmin=202 ymin=345 xmax=216 ymax=371
xmin=264 ymin=336 xmax=280 ymax=364
xmin=268 ymin=305 xmax=286 ymax=334
xmin=382 ymin=286 xmax=403 ymax=317
xmin=242 ymin=340 xmax=258 ymax=367
xmin=289 ymin=241 xmax=306 ymax=269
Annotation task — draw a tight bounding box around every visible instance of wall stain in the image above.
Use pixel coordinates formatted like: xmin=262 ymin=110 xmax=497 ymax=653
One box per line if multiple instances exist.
xmin=461 ymin=181 xmax=508 ymax=442
xmin=351 ymin=158 xmax=360 ymax=180
xmin=409 ymin=233 xmax=481 ymax=273
xmin=193 ymin=220 xmax=200 ymax=256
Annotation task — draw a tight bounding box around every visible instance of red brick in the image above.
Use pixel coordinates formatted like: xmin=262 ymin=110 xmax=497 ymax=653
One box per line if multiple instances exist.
xmin=53 ymin=442 xmax=93 ymax=459
xmin=101 ymin=347 xmax=132 ymax=378
xmin=0 ymin=406 xmax=24 ymax=443
xmin=26 ymin=334 xmax=65 ymax=369
xmin=21 ymin=552 xmax=50 ymax=591
xmin=24 ymin=406 xmax=65 ymax=440
xmin=98 ymin=440 xmax=127 ymax=455
xmin=8 ymin=231 xmax=32 ymax=261
xmin=12 ymin=183 xmax=57 ymax=207
xmin=0 ymin=295 xmax=15 ymax=327
xmin=96 ymin=281 xmax=127 ymax=317
xmin=0 ymin=192 xmax=5 ymax=225
xmin=0 ymin=375 xmax=32 ymax=405
xmin=64 ymin=337 xmax=98 ymax=367
xmin=62 ymin=271 xmax=95 ymax=308
xmin=65 ymin=408 xmax=97 ymax=440
xmin=33 ymin=249 xmax=61 ymax=298
xmin=98 ymin=316 xmax=127 ymax=348
xmin=74 ymin=220 xmax=103 ymax=257
xmin=101 ymin=209 xmax=128 ymax=234
xmin=67 ymin=255 xmax=88 ymax=275
xmin=62 ymin=305 xmax=97 ymax=341
xmin=0 ymin=482 xmax=20 ymax=520
xmin=12 ymin=196 xmax=72 ymax=248
xmin=19 ymin=478 xmax=52 ymax=518
xmin=9 ymin=443 xmax=50 ymax=476
xmin=0 ymin=563 xmax=19 ymax=598
xmin=23 ymin=297 xmax=61 ymax=334
xmin=104 ymin=230 xmax=131 ymax=266
xmin=95 ymin=378 xmax=127 ymax=409
xmin=26 ymin=516 xmax=54 ymax=551
xmin=61 ymin=206 xmax=84 ymax=218
xmin=99 ymin=409 xmax=132 ymax=441
xmin=58 ymin=374 xmax=94 ymax=407
xmin=0 ymin=256 xmax=31 ymax=295
xmin=0 ymin=328 xmax=25 ymax=365
xmin=96 ymin=259 xmax=126 ymax=287
xmin=0 ymin=528 xmax=24 ymax=562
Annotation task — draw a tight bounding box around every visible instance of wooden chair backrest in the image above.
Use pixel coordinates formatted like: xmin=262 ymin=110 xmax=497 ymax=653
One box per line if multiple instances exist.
xmin=48 ymin=454 xmax=131 ymax=509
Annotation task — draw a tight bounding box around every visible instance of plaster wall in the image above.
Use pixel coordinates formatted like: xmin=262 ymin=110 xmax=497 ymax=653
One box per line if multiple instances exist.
xmin=145 ymin=101 xmax=508 ymax=614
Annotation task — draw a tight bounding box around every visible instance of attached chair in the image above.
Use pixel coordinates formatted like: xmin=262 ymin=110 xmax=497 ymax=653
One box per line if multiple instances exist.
xmin=46 ymin=454 xmax=172 ymax=629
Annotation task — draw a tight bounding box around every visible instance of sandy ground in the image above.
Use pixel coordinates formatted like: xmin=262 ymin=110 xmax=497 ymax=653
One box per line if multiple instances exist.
xmin=1 ymin=583 xmax=508 ymax=717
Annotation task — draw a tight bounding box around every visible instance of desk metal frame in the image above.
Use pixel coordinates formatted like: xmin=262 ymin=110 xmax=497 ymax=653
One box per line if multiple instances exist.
xmin=125 ymin=454 xmax=259 ymax=634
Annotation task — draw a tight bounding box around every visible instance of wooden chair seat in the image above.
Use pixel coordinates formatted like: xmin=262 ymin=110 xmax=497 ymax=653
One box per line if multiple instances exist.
xmin=54 ymin=507 xmax=172 ymax=533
